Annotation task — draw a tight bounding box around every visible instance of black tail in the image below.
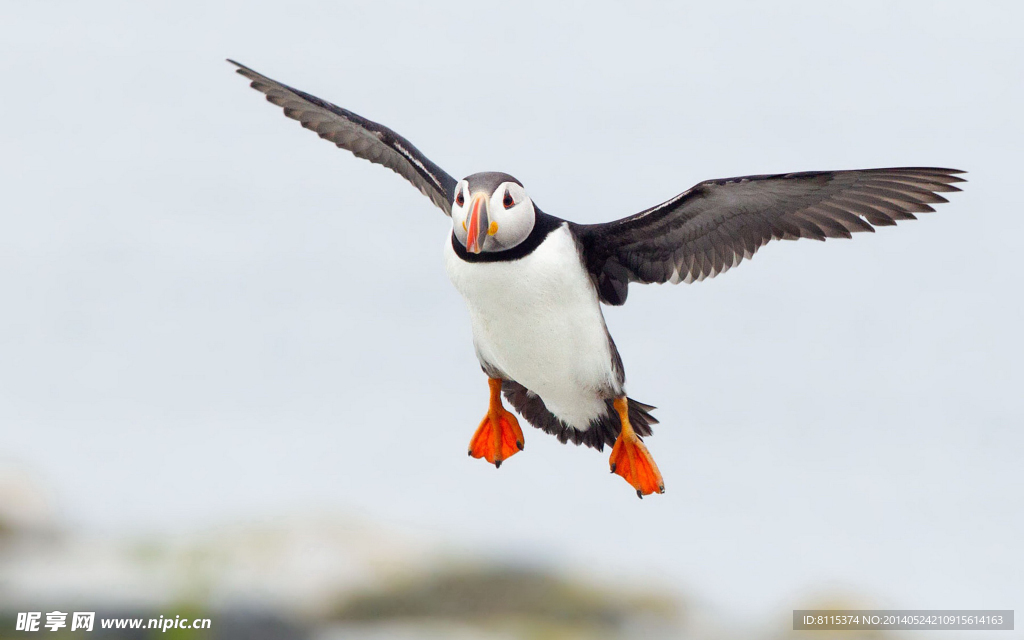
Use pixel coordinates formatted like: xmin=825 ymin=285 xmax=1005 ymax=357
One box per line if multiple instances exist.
xmin=502 ymin=380 xmax=658 ymax=451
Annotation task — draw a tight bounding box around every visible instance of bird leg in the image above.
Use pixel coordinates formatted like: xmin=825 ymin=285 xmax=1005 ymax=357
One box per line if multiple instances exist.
xmin=468 ymin=378 xmax=524 ymax=468
xmin=609 ymin=397 xmax=665 ymax=498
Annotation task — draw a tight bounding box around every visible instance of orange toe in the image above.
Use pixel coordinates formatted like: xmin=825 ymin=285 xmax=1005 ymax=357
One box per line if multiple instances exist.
xmin=609 ymin=433 xmax=665 ymax=498
xmin=468 ymin=378 xmax=524 ymax=468
xmin=609 ymin=397 xmax=664 ymax=498
xmin=468 ymin=409 xmax=524 ymax=467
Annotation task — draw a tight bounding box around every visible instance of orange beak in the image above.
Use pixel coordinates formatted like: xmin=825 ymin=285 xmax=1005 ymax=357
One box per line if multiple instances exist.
xmin=465 ymin=192 xmax=489 ymax=254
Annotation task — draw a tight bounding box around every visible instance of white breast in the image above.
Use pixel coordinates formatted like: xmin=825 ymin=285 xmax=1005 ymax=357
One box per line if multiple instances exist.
xmin=443 ymin=224 xmax=621 ymax=430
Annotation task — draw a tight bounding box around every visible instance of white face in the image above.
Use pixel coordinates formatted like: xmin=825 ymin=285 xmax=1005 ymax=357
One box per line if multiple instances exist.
xmin=451 ymin=179 xmax=536 ymax=253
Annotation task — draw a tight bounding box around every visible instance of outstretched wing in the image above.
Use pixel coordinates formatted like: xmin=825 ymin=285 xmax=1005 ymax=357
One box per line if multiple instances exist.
xmin=230 ymin=60 xmax=458 ymax=215
xmin=571 ymin=167 xmax=965 ymax=305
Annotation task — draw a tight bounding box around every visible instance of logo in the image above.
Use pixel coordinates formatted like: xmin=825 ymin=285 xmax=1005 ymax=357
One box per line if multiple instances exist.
xmin=15 ymin=612 xmax=95 ymax=632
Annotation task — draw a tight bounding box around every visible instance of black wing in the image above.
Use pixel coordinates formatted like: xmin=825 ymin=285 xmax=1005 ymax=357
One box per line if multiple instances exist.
xmin=230 ymin=60 xmax=458 ymax=215
xmin=571 ymin=167 xmax=965 ymax=305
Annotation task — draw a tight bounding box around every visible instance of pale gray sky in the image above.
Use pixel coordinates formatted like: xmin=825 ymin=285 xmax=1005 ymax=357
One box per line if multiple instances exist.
xmin=2 ymin=0 xmax=1021 ymax=625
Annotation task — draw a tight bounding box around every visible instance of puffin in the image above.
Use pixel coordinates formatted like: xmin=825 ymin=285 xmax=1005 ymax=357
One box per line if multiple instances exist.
xmin=229 ymin=60 xmax=964 ymax=498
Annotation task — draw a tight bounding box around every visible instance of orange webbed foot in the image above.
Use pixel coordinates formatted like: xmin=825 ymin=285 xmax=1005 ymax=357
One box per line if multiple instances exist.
xmin=609 ymin=397 xmax=665 ymax=498
xmin=468 ymin=378 xmax=525 ymax=468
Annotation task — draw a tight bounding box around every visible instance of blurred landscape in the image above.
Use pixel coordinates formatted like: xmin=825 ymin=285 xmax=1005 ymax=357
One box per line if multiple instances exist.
xmin=0 ymin=463 xmax=959 ymax=640
xmin=0 ymin=462 xmax=675 ymax=639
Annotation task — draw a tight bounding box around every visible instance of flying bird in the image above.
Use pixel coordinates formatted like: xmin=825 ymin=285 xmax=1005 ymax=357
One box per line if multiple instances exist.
xmin=229 ymin=60 xmax=964 ymax=498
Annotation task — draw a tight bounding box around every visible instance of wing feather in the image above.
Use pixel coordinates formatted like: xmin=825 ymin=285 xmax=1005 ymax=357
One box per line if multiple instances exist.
xmin=572 ymin=167 xmax=964 ymax=305
xmin=230 ymin=60 xmax=458 ymax=215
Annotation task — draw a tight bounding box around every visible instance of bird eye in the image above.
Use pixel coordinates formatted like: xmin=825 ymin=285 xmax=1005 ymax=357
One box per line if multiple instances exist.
xmin=455 ymin=191 xmax=464 ymax=207
xmin=503 ymin=189 xmax=514 ymax=209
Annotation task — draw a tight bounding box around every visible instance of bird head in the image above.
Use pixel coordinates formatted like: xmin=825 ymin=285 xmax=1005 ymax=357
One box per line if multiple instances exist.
xmin=451 ymin=172 xmax=536 ymax=253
